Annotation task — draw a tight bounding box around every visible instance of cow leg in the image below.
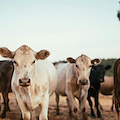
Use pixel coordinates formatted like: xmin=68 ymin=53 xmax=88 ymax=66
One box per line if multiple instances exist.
xmin=15 ymin=94 xmax=30 ymax=120
xmin=66 ymin=83 xmax=78 ymax=115
xmin=1 ymin=91 xmax=9 ymax=118
xmin=99 ymin=102 xmax=104 ymax=111
xmin=95 ymin=94 xmax=102 ymax=118
xmin=20 ymin=113 xmax=23 ymax=120
xmin=20 ymin=112 xmax=35 ymax=120
xmin=6 ymin=98 xmax=10 ymax=111
xmin=80 ymin=94 xmax=88 ymax=120
xmin=111 ymin=105 xmax=114 ymax=112
xmin=39 ymin=92 xmax=49 ymax=120
xmin=0 ymin=96 xmax=1 ymax=110
xmin=111 ymin=95 xmax=115 ymax=111
xmin=31 ymin=111 xmax=36 ymax=120
xmin=66 ymin=96 xmax=78 ymax=120
xmin=115 ymin=103 xmax=120 ymax=117
xmin=111 ymin=99 xmax=114 ymax=112
xmin=81 ymin=108 xmax=87 ymax=120
xmin=87 ymin=96 xmax=96 ymax=118
xmin=67 ymin=99 xmax=78 ymax=120
xmin=79 ymin=100 xmax=87 ymax=120
xmin=79 ymin=100 xmax=81 ymax=109
xmin=55 ymin=92 xmax=60 ymax=115
xmin=66 ymin=97 xmax=73 ymax=118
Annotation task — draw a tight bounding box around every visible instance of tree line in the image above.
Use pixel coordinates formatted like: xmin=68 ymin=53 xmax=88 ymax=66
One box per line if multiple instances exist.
xmin=101 ymin=59 xmax=117 ymax=76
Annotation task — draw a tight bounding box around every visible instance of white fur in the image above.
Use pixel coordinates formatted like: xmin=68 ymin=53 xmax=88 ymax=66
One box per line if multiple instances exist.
xmin=12 ymin=59 xmax=57 ymax=120
xmin=55 ymin=55 xmax=92 ymax=118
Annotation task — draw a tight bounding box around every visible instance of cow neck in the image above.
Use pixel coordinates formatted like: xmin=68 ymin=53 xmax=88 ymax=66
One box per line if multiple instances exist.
xmin=90 ymin=85 xmax=98 ymax=93
xmin=78 ymin=84 xmax=82 ymax=99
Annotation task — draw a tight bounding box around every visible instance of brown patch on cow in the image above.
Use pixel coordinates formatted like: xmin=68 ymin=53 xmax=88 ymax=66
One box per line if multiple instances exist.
xmin=34 ymin=84 xmax=40 ymax=95
xmin=15 ymin=45 xmax=34 ymax=56
xmin=76 ymin=54 xmax=90 ymax=65
xmin=67 ymin=57 xmax=76 ymax=63
xmin=17 ymin=45 xmax=32 ymax=52
xmin=35 ymin=50 xmax=50 ymax=60
xmin=0 ymin=47 xmax=14 ymax=58
xmin=19 ymin=87 xmax=28 ymax=95
xmin=42 ymin=84 xmax=48 ymax=93
xmin=71 ymin=76 xmax=80 ymax=93
xmin=73 ymin=107 xmax=77 ymax=113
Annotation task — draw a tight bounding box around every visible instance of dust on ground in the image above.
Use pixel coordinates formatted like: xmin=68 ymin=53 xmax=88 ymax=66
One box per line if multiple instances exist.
xmin=0 ymin=92 xmax=118 ymax=120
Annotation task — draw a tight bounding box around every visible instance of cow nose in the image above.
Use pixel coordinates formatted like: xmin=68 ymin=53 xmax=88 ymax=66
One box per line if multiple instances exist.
xmin=19 ymin=78 xmax=31 ymax=87
xmin=100 ymin=79 xmax=104 ymax=82
xmin=79 ymin=79 xmax=88 ymax=85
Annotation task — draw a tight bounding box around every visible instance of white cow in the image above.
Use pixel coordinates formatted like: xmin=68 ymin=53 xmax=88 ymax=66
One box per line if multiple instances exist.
xmin=55 ymin=55 xmax=101 ymax=120
xmin=0 ymin=45 xmax=57 ymax=120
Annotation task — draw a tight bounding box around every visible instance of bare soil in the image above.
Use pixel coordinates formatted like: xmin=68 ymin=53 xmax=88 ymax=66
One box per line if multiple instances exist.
xmin=0 ymin=92 xmax=118 ymax=120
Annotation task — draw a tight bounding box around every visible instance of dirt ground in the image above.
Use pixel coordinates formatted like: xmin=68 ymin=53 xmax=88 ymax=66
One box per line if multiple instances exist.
xmin=0 ymin=92 xmax=118 ymax=120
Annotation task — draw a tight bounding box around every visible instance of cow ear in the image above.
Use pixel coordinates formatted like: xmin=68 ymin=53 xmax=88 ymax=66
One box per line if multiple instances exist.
xmin=105 ymin=65 xmax=111 ymax=70
xmin=0 ymin=47 xmax=14 ymax=58
xmin=91 ymin=59 xmax=101 ymax=65
xmin=35 ymin=50 xmax=50 ymax=60
xmin=67 ymin=57 xmax=76 ymax=63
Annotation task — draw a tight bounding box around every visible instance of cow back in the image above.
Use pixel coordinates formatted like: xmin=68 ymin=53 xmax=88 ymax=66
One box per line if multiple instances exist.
xmin=100 ymin=76 xmax=114 ymax=95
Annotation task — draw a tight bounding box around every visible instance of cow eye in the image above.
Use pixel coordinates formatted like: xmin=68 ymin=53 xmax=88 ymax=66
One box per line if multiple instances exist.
xmin=13 ymin=60 xmax=18 ymax=66
xmin=32 ymin=60 xmax=36 ymax=64
xmin=76 ymin=65 xmax=78 ymax=68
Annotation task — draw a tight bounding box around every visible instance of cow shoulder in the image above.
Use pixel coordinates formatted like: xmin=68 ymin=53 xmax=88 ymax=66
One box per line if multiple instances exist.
xmin=66 ymin=63 xmax=79 ymax=93
xmin=66 ymin=63 xmax=77 ymax=83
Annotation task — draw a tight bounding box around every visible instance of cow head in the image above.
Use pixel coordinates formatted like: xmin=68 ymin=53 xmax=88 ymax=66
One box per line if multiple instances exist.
xmin=67 ymin=54 xmax=101 ymax=85
xmin=90 ymin=64 xmax=111 ymax=83
xmin=0 ymin=45 xmax=50 ymax=87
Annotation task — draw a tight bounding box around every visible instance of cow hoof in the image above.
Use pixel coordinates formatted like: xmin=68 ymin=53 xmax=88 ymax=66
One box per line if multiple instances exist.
xmin=91 ymin=115 xmax=96 ymax=118
xmin=56 ymin=109 xmax=60 ymax=115
xmin=20 ymin=114 xmax=23 ymax=120
xmin=70 ymin=115 xmax=74 ymax=118
xmin=1 ymin=114 xmax=5 ymax=118
xmin=91 ymin=113 xmax=96 ymax=118
xmin=6 ymin=107 xmax=10 ymax=112
xmin=73 ymin=107 xmax=77 ymax=113
xmin=74 ymin=115 xmax=79 ymax=120
xmin=56 ymin=113 xmax=60 ymax=115
xmin=98 ymin=115 xmax=102 ymax=119
xmin=83 ymin=114 xmax=87 ymax=120
xmin=111 ymin=108 xmax=114 ymax=112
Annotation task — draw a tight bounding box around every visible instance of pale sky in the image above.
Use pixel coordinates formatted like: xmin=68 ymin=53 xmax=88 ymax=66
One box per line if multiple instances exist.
xmin=0 ymin=0 xmax=120 ymax=62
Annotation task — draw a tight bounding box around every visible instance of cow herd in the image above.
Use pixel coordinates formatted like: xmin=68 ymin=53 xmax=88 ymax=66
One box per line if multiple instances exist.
xmin=0 ymin=45 xmax=119 ymax=120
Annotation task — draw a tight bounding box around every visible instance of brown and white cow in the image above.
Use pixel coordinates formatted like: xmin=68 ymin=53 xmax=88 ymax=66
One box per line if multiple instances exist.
xmin=55 ymin=55 xmax=101 ymax=120
xmin=0 ymin=45 xmax=58 ymax=120
xmin=113 ymin=59 xmax=120 ymax=118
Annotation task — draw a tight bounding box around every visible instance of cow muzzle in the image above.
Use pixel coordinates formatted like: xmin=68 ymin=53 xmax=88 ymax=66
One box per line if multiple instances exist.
xmin=100 ymin=79 xmax=104 ymax=83
xmin=79 ymin=79 xmax=88 ymax=85
xmin=19 ymin=78 xmax=31 ymax=87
